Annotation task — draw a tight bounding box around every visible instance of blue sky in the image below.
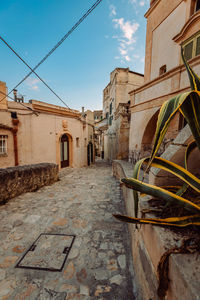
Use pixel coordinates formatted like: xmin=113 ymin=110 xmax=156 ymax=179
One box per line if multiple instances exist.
xmin=0 ymin=0 xmax=149 ymax=111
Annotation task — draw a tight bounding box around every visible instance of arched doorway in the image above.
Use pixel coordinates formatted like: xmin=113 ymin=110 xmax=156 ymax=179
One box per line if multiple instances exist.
xmin=60 ymin=134 xmax=69 ymax=168
xmin=141 ymin=110 xmax=159 ymax=157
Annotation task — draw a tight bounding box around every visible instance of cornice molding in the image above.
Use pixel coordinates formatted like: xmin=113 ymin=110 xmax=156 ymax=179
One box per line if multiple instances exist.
xmin=173 ymin=10 xmax=200 ymax=43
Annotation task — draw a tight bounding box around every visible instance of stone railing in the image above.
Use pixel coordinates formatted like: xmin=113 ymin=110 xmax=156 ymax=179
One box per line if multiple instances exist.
xmin=0 ymin=163 xmax=59 ymax=204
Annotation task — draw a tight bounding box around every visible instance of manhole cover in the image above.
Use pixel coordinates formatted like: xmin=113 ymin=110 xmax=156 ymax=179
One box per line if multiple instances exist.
xmin=15 ymin=233 xmax=75 ymax=272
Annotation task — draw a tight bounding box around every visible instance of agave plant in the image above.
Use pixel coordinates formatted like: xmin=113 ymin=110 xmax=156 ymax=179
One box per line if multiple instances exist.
xmin=114 ymin=47 xmax=200 ymax=227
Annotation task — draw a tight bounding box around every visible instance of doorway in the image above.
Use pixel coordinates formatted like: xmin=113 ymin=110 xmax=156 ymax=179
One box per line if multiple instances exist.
xmin=87 ymin=142 xmax=94 ymax=166
xmin=60 ymin=134 xmax=69 ymax=168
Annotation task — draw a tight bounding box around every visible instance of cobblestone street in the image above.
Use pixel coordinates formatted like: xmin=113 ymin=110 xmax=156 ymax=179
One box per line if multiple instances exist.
xmin=0 ymin=160 xmax=135 ymax=300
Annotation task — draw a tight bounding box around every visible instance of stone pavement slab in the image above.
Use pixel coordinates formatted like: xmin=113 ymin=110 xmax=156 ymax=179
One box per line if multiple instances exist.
xmin=0 ymin=160 xmax=135 ymax=300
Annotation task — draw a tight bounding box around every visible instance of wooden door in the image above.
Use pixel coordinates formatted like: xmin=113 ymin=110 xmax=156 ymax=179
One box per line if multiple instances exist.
xmin=60 ymin=134 xmax=69 ymax=168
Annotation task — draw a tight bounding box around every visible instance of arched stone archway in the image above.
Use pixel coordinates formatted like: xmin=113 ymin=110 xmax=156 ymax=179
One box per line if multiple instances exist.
xmin=141 ymin=110 xmax=159 ymax=157
xmin=58 ymin=133 xmax=73 ymax=168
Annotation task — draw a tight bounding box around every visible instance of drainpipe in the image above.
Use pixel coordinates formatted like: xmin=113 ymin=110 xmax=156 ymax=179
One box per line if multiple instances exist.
xmin=11 ymin=112 xmax=19 ymax=166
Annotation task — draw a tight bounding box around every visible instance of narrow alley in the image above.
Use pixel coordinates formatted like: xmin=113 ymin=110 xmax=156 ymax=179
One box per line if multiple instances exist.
xmin=0 ymin=161 xmax=135 ymax=300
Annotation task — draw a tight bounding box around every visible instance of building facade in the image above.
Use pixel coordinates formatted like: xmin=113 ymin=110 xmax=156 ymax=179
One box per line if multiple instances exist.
xmin=0 ymin=82 xmax=88 ymax=169
xmin=98 ymin=68 xmax=144 ymax=161
xmin=129 ymin=0 xmax=200 ymax=163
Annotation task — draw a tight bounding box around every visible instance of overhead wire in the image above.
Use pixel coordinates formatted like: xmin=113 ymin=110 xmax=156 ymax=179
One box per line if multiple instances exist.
xmin=0 ymin=0 xmax=103 ymax=106
xmin=0 ymin=35 xmax=69 ymax=108
xmin=0 ymin=90 xmax=39 ymax=115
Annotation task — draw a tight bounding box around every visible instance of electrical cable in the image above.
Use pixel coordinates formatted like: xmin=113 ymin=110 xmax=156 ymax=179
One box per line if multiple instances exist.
xmin=0 ymin=35 xmax=69 ymax=108
xmin=0 ymin=0 xmax=103 ymax=105
xmin=0 ymin=89 xmax=39 ymax=114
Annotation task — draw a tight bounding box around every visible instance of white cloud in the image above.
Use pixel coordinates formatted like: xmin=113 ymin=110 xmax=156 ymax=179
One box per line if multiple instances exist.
xmin=113 ymin=18 xmax=139 ymax=44
xmin=125 ymin=55 xmax=131 ymax=61
xmin=109 ymin=4 xmax=116 ymax=17
xmin=112 ymin=17 xmax=139 ymax=63
xmin=139 ymin=1 xmax=145 ymax=6
xmin=119 ymin=48 xmax=127 ymax=56
xmin=26 ymin=77 xmax=40 ymax=91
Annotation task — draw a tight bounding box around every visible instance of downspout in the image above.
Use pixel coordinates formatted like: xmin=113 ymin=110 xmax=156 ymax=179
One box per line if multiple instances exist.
xmin=11 ymin=117 xmax=19 ymax=166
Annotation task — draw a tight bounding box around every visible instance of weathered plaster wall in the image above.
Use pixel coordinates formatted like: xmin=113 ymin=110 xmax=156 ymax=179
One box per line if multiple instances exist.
xmin=0 ymin=101 xmax=88 ymax=168
xmin=129 ymin=56 xmax=200 ymax=160
xmin=0 ymin=81 xmax=8 ymax=110
xmin=144 ymin=0 xmax=186 ymax=82
xmin=0 ymin=163 xmax=58 ymax=204
xmin=113 ymin=159 xmax=200 ymax=300
xmin=151 ymin=1 xmax=187 ymax=80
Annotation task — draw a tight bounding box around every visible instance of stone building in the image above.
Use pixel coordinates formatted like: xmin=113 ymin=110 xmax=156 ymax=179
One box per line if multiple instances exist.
xmin=129 ymin=0 xmax=200 ymax=163
xmin=0 ymin=82 xmax=88 ymax=169
xmin=97 ymin=68 xmax=144 ymax=161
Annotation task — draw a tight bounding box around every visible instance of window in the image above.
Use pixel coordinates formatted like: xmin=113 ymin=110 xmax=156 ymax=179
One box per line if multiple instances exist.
xmin=109 ymin=116 xmax=113 ymax=126
xmin=196 ymin=0 xmax=200 ymax=12
xmin=76 ymin=137 xmax=79 ymax=147
xmin=106 ymin=112 xmax=109 ymax=119
xmin=0 ymin=135 xmax=8 ymax=155
xmin=84 ymin=138 xmax=87 ymax=147
xmin=109 ymin=102 xmax=112 ymax=115
xmin=182 ymin=31 xmax=200 ymax=61
xmin=159 ymin=65 xmax=167 ymax=76
xmin=190 ymin=0 xmax=200 ymax=15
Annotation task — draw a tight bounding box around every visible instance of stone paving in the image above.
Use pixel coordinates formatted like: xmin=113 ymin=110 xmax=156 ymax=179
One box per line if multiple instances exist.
xmin=0 ymin=160 xmax=135 ymax=300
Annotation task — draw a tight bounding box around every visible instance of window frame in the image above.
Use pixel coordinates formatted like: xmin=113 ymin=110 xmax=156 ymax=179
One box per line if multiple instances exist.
xmin=0 ymin=135 xmax=8 ymax=155
xmin=181 ymin=30 xmax=200 ymax=62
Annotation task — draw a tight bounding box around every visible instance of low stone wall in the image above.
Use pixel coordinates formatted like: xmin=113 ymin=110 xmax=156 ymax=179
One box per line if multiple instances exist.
xmin=0 ymin=163 xmax=59 ymax=204
xmin=113 ymin=160 xmax=200 ymax=300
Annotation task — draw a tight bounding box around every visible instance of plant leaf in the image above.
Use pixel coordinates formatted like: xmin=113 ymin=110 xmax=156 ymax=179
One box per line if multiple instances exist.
xmin=149 ymin=156 xmax=200 ymax=193
xmin=176 ymin=140 xmax=197 ymax=196
xmin=181 ymin=47 xmax=200 ymax=91
xmin=132 ymin=157 xmax=149 ymax=217
xmin=148 ymin=91 xmax=191 ymax=168
xmin=121 ymin=177 xmax=200 ymax=213
xmin=113 ymin=213 xmax=200 ymax=227
xmin=179 ymin=92 xmax=200 ymax=150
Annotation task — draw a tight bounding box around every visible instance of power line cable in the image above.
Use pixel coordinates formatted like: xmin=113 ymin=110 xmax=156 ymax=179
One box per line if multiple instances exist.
xmin=0 ymin=90 xmax=39 ymax=114
xmin=0 ymin=35 xmax=69 ymax=108
xmin=0 ymin=0 xmax=103 ymax=104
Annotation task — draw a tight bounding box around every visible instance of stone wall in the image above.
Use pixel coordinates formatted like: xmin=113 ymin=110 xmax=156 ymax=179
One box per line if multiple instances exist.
xmin=0 ymin=163 xmax=59 ymax=204
xmin=113 ymin=160 xmax=200 ymax=300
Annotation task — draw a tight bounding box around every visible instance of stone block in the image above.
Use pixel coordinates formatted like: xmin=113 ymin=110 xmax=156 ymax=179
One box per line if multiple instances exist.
xmin=0 ymin=163 xmax=59 ymax=204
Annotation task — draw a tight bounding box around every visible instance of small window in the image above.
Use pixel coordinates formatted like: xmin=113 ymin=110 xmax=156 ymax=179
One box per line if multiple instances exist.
xmin=196 ymin=0 xmax=200 ymax=12
xmin=106 ymin=112 xmax=109 ymax=119
xmin=0 ymin=135 xmax=8 ymax=155
xmin=76 ymin=137 xmax=79 ymax=147
xmin=84 ymin=138 xmax=87 ymax=147
xmin=109 ymin=102 xmax=112 ymax=115
xmin=109 ymin=116 xmax=113 ymax=126
xmin=159 ymin=65 xmax=167 ymax=76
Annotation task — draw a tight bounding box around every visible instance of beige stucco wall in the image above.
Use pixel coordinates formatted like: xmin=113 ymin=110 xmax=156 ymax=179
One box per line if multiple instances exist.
xmin=0 ymin=81 xmax=8 ymax=110
xmin=151 ymin=1 xmax=187 ymax=80
xmin=144 ymin=0 xmax=187 ymax=82
xmin=0 ymin=101 xmax=88 ymax=169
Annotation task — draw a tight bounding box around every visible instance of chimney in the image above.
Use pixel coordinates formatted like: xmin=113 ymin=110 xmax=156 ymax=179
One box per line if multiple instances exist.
xmin=13 ymin=89 xmax=17 ymax=102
